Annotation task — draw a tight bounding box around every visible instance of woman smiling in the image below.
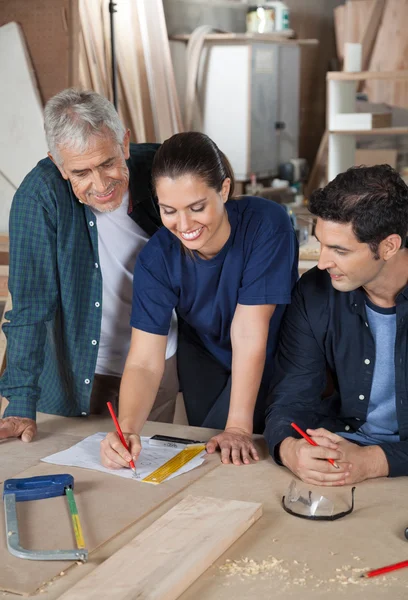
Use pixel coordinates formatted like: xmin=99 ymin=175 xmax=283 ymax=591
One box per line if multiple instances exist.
xmin=101 ymin=132 xmax=298 ymax=469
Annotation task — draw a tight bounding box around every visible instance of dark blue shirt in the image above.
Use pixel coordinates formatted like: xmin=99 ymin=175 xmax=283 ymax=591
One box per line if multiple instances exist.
xmin=131 ymin=196 xmax=298 ymax=376
xmin=264 ymin=265 xmax=408 ymax=477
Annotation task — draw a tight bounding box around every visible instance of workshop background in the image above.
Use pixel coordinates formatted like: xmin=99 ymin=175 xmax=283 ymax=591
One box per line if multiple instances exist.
xmin=1 ymin=0 xmax=408 ymax=369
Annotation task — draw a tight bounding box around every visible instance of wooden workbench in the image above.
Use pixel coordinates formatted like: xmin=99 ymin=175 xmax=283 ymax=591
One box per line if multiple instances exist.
xmin=1 ymin=414 xmax=408 ymax=599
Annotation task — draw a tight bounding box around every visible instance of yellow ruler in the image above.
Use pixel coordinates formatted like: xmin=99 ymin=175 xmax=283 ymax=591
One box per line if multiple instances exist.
xmin=142 ymin=444 xmax=206 ymax=484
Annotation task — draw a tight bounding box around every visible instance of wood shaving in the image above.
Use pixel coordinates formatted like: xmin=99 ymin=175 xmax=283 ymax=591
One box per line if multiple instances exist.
xmin=219 ymin=554 xmax=399 ymax=589
xmin=220 ymin=556 xmax=285 ymax=577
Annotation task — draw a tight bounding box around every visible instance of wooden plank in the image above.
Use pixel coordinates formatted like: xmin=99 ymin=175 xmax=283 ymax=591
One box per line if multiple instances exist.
xmin=304 ymin=130 xmax=328 ymax=198
xmin=344 ymin=0 xmax=376 ymax=44
xmin=360 ymin=0 xmax=385 ymax=72
xmin=0 ymin=266 xmax=9 ymax=299
xmin=355 ymin=148 xmax=397 ymax=168
xmin=0 ymin=234 xmax=9 ymax=266
xmin=0 ymin=23 xmax=48 ymax=191
xmin=78 ymin=0 xmax=109 ymax=97
xmin=365 ymin=0 xmax=408 ymax=108
xmin=334 ymin=5 xmax=346 ymax=62
xmin=112 ymin=0 xmax=146 ymax=142
xmin=329 ymin=127 xmax=408 ymax=135
xmin=57 ymin=495 xmax=262 ymax=600
xmin=0 ymin=0 xmax=78 ymax=103
xmin=78 ymin=28 xmax=93 ymax=90
xmin=0 ymin=457 xmax=221 ymax=595
xmin=327 ymin=70 xmax=408 ymax=81
xmin=129 ymin=1 xmax=156 ymax=142
xmin=136 ymin=0 xmax=183 ymax=141
xmin=0 ymin=170 xmax=15 ymax=232
xmin=170 ymin=33 xmax=314 ymax=44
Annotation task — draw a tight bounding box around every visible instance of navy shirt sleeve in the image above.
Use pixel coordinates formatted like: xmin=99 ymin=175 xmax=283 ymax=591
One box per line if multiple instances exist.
xmin=238 ymin=213 xmax=298 ymax=306
xmin=130 ymin=242 xmax=178 ymax=335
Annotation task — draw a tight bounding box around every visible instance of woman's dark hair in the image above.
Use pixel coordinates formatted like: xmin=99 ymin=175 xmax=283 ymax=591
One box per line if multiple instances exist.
xmin=151 ymin=132 xmax=235 ymax=199
xmin=309 ymin=164 xmax=408 ymax=257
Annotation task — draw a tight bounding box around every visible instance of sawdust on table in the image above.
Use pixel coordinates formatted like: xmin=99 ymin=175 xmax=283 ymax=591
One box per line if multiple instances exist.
xmin=219 ymin=552 xmax=400 ymax=589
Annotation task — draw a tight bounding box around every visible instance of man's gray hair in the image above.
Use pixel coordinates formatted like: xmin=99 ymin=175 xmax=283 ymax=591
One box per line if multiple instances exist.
xmin=44 ymin=89 xmax=126 ymax=165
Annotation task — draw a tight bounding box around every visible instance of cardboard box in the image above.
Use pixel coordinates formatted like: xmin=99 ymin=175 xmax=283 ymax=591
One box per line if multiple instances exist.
xmin=332 ymin=112 xmax=392 ymax=131
xmin=355 ymin=148 xmax=397 ymax=168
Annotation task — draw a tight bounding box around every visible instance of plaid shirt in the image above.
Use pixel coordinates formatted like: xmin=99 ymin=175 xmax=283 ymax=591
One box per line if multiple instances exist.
xmin=0 ymin=143 xmax=161 ymax=420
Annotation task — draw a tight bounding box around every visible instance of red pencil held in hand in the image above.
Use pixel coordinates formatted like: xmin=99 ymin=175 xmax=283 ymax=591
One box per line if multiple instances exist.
xmin=107 ymin=402 xmax=137 ymax=473
xmin=291 ymin=422 xmax=340 ymax=469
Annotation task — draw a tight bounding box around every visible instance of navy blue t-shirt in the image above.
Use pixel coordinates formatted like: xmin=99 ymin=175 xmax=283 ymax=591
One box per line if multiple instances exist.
xmin=131 ymin=196 xmax=298 ymax=376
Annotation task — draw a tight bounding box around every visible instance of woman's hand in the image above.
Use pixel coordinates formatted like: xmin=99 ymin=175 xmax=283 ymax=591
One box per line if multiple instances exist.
xmin=206 ymin=427 xmax=259 ymax=465
xmin=100 ymin=431 xmax=142 ymax=470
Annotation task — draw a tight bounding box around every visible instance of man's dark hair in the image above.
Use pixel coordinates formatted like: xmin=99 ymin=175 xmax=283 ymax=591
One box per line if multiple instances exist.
xmin=309 ymin=164 xmax=408 ymax=257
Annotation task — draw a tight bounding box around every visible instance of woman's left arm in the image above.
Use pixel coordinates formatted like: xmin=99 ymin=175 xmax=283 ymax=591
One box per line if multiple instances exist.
xmin=206 ymin=303 xmax=276 ymax=465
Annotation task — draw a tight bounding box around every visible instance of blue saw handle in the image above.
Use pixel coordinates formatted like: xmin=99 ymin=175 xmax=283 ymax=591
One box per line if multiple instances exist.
xmin=3 ymin=474 xmax=74 ymax=502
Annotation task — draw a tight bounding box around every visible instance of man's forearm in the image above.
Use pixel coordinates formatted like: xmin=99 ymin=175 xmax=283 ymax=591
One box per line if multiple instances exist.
xmin=363 ymin=445 xmax=389 ymax=478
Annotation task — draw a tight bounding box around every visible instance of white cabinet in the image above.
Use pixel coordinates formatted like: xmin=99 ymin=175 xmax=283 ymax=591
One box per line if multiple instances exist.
xmin=171 ymin=35 xmax=315 ymax=181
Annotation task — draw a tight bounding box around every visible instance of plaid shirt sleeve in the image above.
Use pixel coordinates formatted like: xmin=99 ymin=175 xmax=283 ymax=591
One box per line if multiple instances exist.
xmin=1 ymin=177 xmax=59 ymax=420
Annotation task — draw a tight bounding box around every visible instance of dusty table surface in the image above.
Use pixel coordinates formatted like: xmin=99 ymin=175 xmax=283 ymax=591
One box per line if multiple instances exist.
xmin=1 ymin=413 xmax=408 ymax=599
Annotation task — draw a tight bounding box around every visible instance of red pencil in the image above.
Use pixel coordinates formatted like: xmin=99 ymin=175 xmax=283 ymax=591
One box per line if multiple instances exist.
xmin=107 ymin=402 xmax=137 ymax=473
xmin=291 ymin=422 xmax=340 ymax=469
xmin=362 ymin=560 xmax=408 ymax=579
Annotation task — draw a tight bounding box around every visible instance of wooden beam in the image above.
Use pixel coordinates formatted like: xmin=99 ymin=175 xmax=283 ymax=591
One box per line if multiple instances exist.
xmin=361 ymin=0 xmax=385 ymax=71
xmin=304 ymin=130 xmax=328 ymax=199
xmin=136 ymin=0 xmax=183 ymax=141
xmin=334 ymin=5 xmax=346 ymax=63
xmin=0 ymin=234 xmax=9 ymax=266
xmin=327 ymin=70 xmax=408 ymax=81
xmin=57 ymin=495 xmax=262 ymax=600
xmin=364 ymin=0 xmax=408 ymax=108
xmin=344 ymin=0 xmax=376 ymax=44
xmin=0 ymin=265 xmax=8 ymax=299
xmin=329 ymin=127 xmax=408 ymax=135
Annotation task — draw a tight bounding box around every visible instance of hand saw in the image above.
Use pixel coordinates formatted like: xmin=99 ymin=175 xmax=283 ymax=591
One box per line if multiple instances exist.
xmin=3 ymin=474 xmax=88 ymax=562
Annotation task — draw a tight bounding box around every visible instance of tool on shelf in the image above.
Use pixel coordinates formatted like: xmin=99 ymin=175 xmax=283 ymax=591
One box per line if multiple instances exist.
xmin=3 ymin=474 xmax=88 ymax=562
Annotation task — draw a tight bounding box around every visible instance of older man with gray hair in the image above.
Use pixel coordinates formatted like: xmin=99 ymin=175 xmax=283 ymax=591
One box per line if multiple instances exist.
xmin=0 ymin=89 xmax=178 ymax=442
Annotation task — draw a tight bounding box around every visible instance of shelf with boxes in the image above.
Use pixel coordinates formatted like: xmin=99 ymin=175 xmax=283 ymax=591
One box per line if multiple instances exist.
xmin=327 ymin=70 xmax=408 ymax=181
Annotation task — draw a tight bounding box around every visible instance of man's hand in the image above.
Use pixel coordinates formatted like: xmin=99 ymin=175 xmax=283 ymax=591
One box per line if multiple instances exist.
xmin=308 ymin=428 xmax=389 ymax=484
xmin=206 ymin=427 xmax=260 ymax=465
xmin=280 ymin=428 xmax=350 ymax=486
xmin=100 ymin=431 xmax=142 ymax=470
xmin=0 ymin=417 xmax=37 ymax=442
